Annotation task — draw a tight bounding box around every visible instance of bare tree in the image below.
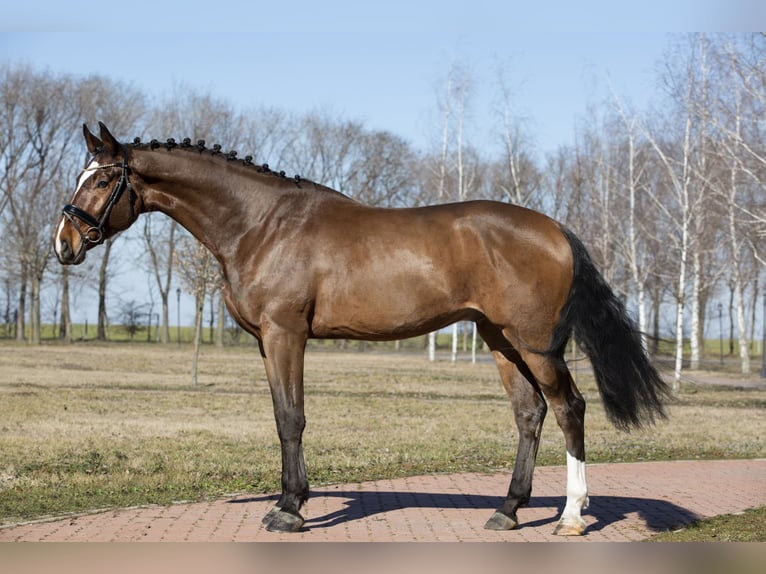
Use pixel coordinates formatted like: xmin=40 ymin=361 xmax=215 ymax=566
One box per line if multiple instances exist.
xmin=144 ymin=216 xmax=177 ymax=343
xmin=640 ymin=35 xmax=715 ymax=389
xmin=0 ymin=67 xmax=83 ymax=343
xmin=350 ymin=130 xmax=418 ymax=207
xmin=451 ymin=64 xmax=476 ymax=203
xmin=143 ymin=86 xmax=248 ymax=344
xmin=293 ymin=111 xmax=418 ymax=207
xmin=437 ymin=63 xmax=479 ymax=362
xmin=607 ymin=97 xmax=656 ymax=348
xmin=493 ymin=64 xmax=542 ymax=208
xmin=73 ymin=76 xmax=147 ymax=341
xmin=175 ymin=236 xmax=221 ymax=385
xmin=714 ymin=35 xmax=766 ymax=250
xmin=239 ymin=106 xmax=300 ymax=168
xmin=704 ymin=34 xmax=766 ymax=373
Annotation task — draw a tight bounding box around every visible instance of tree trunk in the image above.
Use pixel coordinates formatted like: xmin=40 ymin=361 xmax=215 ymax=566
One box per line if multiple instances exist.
xmin=161 ymin=292 xmax=170 ymax=344
xmin=97 ymin=239 xmax=113 ymax=341
xmin=3 ymin=279 xmax=11 ymax=338
xmin=208 ymin=292 xmax=215 ymax=344
xmin=727 ymin=166 xmax=751 ymax=374
xmin=728 ymin=285 xmax=735 ymax=356
xmin=216 ymin=291 xmax=225 ymax=348
xmin=145 ymin=218 xmax=176 ymax=344
xmin=29 ymin=270 xmax=42 ymax=344
xmin=428 ymin=331 xmax=436 ymax=362
xmin=673 ymin=224 xmax=688 ymax=391
xmin=637 ymin=283 xmax=647 ymax=351
xmin=690 ymin=250 xmax=702 ymax=370
xmin=191 ymin=289 xmax=205 ymax=386
xmin=749 ymin=279 xmax=759 ymax=354
xmin=651 ymin=289 xmax=661 ymax=356
xmin=451 ymin=323 xmax=458 ymax=363
xmin=15 ymin=266 xmax=27 ymax=342
xmin=59 ymin=267 xmax=72 ymax=342
xmin=623 ymin=118 xmax=648 ymax=352
xmin=734 ymin=276 xmax=750 ymax=374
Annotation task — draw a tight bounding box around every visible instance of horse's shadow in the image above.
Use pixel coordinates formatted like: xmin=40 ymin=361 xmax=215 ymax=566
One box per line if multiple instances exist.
xmin=229 ymin=490 xmax=699 ymax=534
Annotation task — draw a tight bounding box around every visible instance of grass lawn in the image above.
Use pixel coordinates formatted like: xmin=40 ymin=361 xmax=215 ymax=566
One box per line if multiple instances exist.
xmin=649 ymin=506 xmax=766 ymax=542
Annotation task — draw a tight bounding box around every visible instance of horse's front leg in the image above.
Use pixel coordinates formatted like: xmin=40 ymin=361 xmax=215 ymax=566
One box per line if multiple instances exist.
xmin=259 ymin=324 xmax=309 ymax=533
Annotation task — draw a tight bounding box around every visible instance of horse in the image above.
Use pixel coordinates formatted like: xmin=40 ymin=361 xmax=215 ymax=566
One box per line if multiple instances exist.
xmin=54 ymin=122 xmax=669 ymax=535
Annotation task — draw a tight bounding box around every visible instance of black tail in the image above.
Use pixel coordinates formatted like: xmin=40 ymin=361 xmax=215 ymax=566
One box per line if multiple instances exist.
xmin=550 ymin=227 xmax=670 ymax=431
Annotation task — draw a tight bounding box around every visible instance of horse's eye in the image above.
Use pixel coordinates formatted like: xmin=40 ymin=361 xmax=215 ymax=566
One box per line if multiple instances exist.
xmin=97 ymin=180 xmax=109 ymax=188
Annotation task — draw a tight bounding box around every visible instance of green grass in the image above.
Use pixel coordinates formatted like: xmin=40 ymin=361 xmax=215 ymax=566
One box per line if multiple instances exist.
xmin=0 ymin=341 xmax=764 ymax=540
xmin=650 ymin=506 xmax=766 ymax=542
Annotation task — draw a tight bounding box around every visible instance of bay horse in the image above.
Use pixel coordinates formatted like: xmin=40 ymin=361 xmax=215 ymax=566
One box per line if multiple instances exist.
xmin=54 ymin=123 xmax=669 ymax=535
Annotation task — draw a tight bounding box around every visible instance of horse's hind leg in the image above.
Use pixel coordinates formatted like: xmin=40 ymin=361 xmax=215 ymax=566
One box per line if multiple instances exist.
xmin=520 ymin=349 xmax=589 ymax=536
xmin=484 ymin=350 xmax=547 ymax=531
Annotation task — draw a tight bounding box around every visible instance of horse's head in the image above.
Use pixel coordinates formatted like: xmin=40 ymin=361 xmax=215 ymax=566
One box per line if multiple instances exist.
xmin=54 ymin=122 xmax=141 ymax=265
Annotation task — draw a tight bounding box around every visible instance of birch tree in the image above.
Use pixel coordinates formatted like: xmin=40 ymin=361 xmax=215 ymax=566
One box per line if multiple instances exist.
xmin=706 ymin=35 xmax=766 ymax=373
xmin=719 ymin=128 xmax=752 ymax=374
xmin=716 ymin=35 xmax=766 ymax=249
xmin=439 ymin=63 xmax=478 ymax=362
xmin=493 ymin=65 xmax=541 ymax=209
xmin=425 ymin=66 xmax=457 ymax=361
xmin=609 ymin=98 xmax=654 ymax=348
xmin=640 ymin=35 xmax=718 ymax=388
xmin=643 ymin=98 xmax=695 ymax=390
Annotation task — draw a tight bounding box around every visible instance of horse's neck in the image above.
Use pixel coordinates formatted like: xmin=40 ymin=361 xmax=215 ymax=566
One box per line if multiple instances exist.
xmin=135 ymin=150 xmax=277 ymax=258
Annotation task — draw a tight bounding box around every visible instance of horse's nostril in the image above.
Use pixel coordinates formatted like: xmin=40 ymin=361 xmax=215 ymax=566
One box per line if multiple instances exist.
xmin=57 ymin=237 xmax=74 ymax=263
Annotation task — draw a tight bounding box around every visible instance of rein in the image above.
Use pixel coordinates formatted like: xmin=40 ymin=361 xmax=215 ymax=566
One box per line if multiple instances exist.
xmin=62 ymin=146 xmax=136 ymax=245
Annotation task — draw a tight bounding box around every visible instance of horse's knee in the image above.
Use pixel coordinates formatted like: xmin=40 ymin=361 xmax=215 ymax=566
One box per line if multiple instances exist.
xmin=514 ymin=393 xmax=547 ymax=425
xmin=274 ymin=408 xmax=306 ymax=439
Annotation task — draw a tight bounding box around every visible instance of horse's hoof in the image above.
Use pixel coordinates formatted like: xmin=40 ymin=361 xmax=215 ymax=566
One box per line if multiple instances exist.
xmin=553 ymin=518 xmax=586 ymax=536
xmin=264 ymin=509 xmax=305 ymax=533
xmin=484 ymin=511 xmax=518 ymax=531
xmin=261 ymin=506 xmax=279 ymax=525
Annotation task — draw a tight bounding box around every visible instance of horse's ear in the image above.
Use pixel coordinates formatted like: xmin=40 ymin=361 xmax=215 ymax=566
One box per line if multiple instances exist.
xmin=83 ymin=123 xmax=103 ymax=154
xmin=98 ymin=122 xmax=121 ymax=155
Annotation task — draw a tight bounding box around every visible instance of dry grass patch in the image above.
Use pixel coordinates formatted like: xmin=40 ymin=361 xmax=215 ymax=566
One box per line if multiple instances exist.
xmin=1 ymin=341 xmax=764 ymax=524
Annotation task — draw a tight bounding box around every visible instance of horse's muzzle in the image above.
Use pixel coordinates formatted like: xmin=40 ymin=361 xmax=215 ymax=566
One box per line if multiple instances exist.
xmin=54 ymin=235 xmax=85 ymax=265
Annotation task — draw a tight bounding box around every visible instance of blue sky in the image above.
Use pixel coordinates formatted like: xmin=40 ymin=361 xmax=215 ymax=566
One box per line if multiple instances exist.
xmin=1 ymin=1 xmax=753 ymax=156
xmin=2 ymin=29 xmax=672 ymax=155
xmin=0 ymin=1 xmax=759 ymax=324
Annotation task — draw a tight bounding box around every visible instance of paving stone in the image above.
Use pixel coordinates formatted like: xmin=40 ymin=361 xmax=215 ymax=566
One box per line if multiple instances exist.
xmin=1 ymin=459 xmax=764 ymax=542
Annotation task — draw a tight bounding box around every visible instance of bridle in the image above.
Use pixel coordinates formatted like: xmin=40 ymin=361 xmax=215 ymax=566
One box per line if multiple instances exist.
xmin=61 ymin=145 xmax=137 ymax=246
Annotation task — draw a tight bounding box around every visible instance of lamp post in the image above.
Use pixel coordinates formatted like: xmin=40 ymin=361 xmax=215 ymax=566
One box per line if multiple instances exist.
xmin=718 ymin=302 xmax=723 ymax=367
xmin=176 ymin=288 xmax=181 ymax=348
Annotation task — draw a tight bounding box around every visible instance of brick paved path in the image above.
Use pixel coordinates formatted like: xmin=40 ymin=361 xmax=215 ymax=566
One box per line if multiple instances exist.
xmin=1 ymin=459 xmax=764 ymax=542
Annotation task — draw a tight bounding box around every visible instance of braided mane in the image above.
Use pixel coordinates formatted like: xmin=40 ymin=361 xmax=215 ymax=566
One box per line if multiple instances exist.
xmin=129 ymin=136 xmax=307 ymax=185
